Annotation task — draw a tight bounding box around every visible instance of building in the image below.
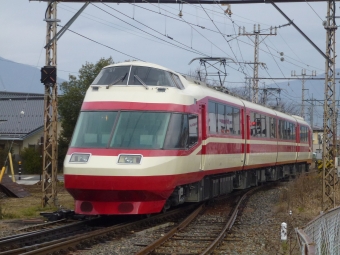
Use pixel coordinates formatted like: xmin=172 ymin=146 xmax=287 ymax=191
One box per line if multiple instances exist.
xmin=312 ymin=126 xmax=323 ymax=156
xmin=0 ymin=91 xmax=61 ymax=171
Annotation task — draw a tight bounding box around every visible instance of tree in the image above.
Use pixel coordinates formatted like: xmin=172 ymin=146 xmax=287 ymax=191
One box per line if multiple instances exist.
xmin=58 ymin=57 xmax=114 ymax=169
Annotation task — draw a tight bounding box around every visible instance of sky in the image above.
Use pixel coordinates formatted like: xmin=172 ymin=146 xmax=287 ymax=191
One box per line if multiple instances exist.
xmin=0 ymin=0 xmax=337 ymax=113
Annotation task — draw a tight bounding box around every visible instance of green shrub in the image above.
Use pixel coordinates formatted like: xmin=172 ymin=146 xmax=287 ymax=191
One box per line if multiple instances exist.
xmin=20 ymin=147 xmax=42 ymax=174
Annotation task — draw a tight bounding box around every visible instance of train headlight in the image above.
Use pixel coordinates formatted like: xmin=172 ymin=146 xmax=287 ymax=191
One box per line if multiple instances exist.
xmin=118 ymin=154 xmax=142 ymax=164
xmin=69 ymin=153 xmax=91 ymax=163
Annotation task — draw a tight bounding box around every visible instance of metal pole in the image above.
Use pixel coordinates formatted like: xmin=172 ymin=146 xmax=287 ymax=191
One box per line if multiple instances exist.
xmin=253 ymin=25 xmax=259 ymax=104
xmin=42 ymin=1 xmax=58 ymax=207
xmin=239 ymin=24 xmax=276 ymax=104
xmin=322 ymin=0 xmax=337 ymax=212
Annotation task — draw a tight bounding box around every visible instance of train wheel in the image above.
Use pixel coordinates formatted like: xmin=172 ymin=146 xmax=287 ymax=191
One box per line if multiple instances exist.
xmin=162 ymin=199 xmax=171 ymax=213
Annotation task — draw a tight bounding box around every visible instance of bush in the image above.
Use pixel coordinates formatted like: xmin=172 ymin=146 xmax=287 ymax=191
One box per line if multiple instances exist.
xmin=20 ymin=147 xmax=42 ymax=174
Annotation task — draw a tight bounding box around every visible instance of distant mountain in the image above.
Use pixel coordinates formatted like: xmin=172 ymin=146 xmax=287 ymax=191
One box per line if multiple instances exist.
xmin=0 ymin=56 xmax=65 ymax=94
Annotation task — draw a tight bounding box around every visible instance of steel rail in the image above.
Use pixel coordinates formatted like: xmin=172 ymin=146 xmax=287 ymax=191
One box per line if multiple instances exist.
xmin=135 ymin=204 xmax=205 ymax=255
xmin=0 ymin=219 xmax=94 ymax=252
xmin=200 ymin=186 xmax=261 ymax=254
xmin=3 ymin=205 xmax=198 ymax=255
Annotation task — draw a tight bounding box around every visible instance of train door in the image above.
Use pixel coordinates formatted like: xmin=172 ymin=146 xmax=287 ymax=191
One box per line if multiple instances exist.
xmin=243 ymin=109 xmax=250 ymax=169
xmin=200 ymin=104 xmax=207 ymax=170
xmin=296 ymin=124 xmax=300 ymax=161
xmin=308 ymin=127 xmax=312 ymax=159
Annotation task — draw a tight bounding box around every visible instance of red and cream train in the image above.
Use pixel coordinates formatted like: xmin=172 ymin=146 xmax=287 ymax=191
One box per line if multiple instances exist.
xmin=64 ymin=61 xmax=312 ymax=215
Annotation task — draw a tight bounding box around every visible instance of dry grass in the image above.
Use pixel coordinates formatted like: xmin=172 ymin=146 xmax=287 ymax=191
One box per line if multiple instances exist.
xmin=0 ymin=182 xmax=74 ymax=220
xmin=277 ymin=170 xmax=340 ymax=219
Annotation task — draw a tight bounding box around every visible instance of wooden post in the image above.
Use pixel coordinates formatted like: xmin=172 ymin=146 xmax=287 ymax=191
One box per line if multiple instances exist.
xmin=8 ymin=152 xmax=15 ymax=182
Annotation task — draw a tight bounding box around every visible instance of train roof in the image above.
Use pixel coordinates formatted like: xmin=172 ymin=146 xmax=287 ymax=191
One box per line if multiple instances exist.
xmin=98 ymin=61 xmax=310 ymax=127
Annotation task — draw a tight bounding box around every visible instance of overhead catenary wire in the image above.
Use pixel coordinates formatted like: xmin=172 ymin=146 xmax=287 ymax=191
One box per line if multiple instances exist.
xmin=91 ymin=3 xmax=209 ymax=57
xmin=60 ymin=2 xmax=324 ymax=77
xmin=99 ymin=3 xmax=210 ymax=57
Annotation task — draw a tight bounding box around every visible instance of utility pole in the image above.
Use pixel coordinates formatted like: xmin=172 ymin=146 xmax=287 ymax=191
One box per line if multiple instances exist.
xmin=259 ymin=87 xmax=282 ymax=107
xmin=41 ymin=1 xmax=59 ymax=207
xmin=239 ymin=24 xmax=276 ymax=103
xmin=322 ymin=0 xmax=337 ymax=212
xmin=291 ymin=69 xmax=316 ymax=119
xmin=309 ymin=95 xmax=314 ymax=129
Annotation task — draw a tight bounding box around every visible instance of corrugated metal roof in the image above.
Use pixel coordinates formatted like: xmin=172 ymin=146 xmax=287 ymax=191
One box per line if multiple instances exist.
xmin=0 ymin=91 xmax=44 ymax=139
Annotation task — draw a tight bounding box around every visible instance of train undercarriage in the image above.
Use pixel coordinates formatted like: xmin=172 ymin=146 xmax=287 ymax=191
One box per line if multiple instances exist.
xmin=165 ymin=163 xmax=310 ymax=211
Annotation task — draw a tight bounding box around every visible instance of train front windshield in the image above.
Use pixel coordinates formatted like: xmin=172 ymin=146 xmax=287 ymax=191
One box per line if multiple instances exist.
xmin=70 ymin=111 xmax=195 ymax=149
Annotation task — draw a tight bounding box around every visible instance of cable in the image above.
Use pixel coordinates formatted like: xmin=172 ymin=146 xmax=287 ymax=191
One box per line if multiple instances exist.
xmin=91 ymin=3 xmax=208 ymax=57
xmin=262 ymin=38 xmax=286 ymax=79
xmin=199 ymin=3 xmax=240 ymax=62
xmin=305 ymin=0 xmax=324 ymax=22
xmin=100 ymin=3 xmax=209 ymax=57
xmin=59 ymin=25 xmax=144 ymax=61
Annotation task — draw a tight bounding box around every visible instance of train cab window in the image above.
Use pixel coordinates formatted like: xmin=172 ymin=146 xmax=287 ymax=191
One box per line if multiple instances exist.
xmin=164 ymin=114 xmax=188 ymax=149
xmin=171 ymin=73 xmax=185 ymax=89
xmin=110 ymin=111 xmax=171 ymax=149
xmin=71 ymin=111 xmax=118 ymax=148
xmin=128 ymin=66 xmax=176 ymax=87
xmin=92 ymin=66 xmax=129 ymax=85
xmin=163 ymin=113 xmax=198 ymax=149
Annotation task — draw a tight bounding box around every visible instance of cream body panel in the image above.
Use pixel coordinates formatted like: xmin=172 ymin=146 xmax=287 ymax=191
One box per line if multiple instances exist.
xmin=64 ymin=147 xmax=201 ymax=177
xmin=201 ymin=137 xmax=245 ymax=171
xmin=245 ymin=140 xmax=277 ymax=167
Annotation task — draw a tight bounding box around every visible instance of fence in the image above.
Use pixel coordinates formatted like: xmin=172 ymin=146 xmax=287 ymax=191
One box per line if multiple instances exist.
xmin=296 ymin=206 xmax=340 ymax=255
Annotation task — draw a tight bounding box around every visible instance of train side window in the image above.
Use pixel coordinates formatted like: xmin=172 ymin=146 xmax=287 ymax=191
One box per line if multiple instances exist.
xmin=208 ymin=101 xmax=217 ymax=133
xmin=291 ymin=123 xmax=295 ymax=140
xmin=217 ymin=104 xmax=225 ymax=134
xmin=261 ymin=115 xmax=266 ymax=137
xmin=188 ymin=114 xmax=198 ymax=147
xmin=233 ymin=107 xmax=240 ymax=135
xmin=255 ymin=113 xmax=262 ymax=136
xmin=225 ymin=105 xmax=233 ymax=134
xmin=278 ymin=120 xmax=283 ymax=139
xmin=250 ymin=112 xmax=255 ymax=136
xmin=265 ymin=116 xmax=270 ymax=138
xmin=300 ymin=126 xmax=307 ymax=142
xmin=270 ymin=118 xmax=276 ymax=138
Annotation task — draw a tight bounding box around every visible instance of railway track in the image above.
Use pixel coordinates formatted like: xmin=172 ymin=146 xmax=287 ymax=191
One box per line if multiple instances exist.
xmin=135 ymin=185 xmax=265 ymax=255
xmin=0 ymin=205 xmax=198 ymax=255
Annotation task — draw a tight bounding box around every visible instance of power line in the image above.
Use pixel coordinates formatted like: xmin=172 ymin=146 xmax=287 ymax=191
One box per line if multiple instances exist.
xmin=59 ymin=25 xmax=144 ymax=61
